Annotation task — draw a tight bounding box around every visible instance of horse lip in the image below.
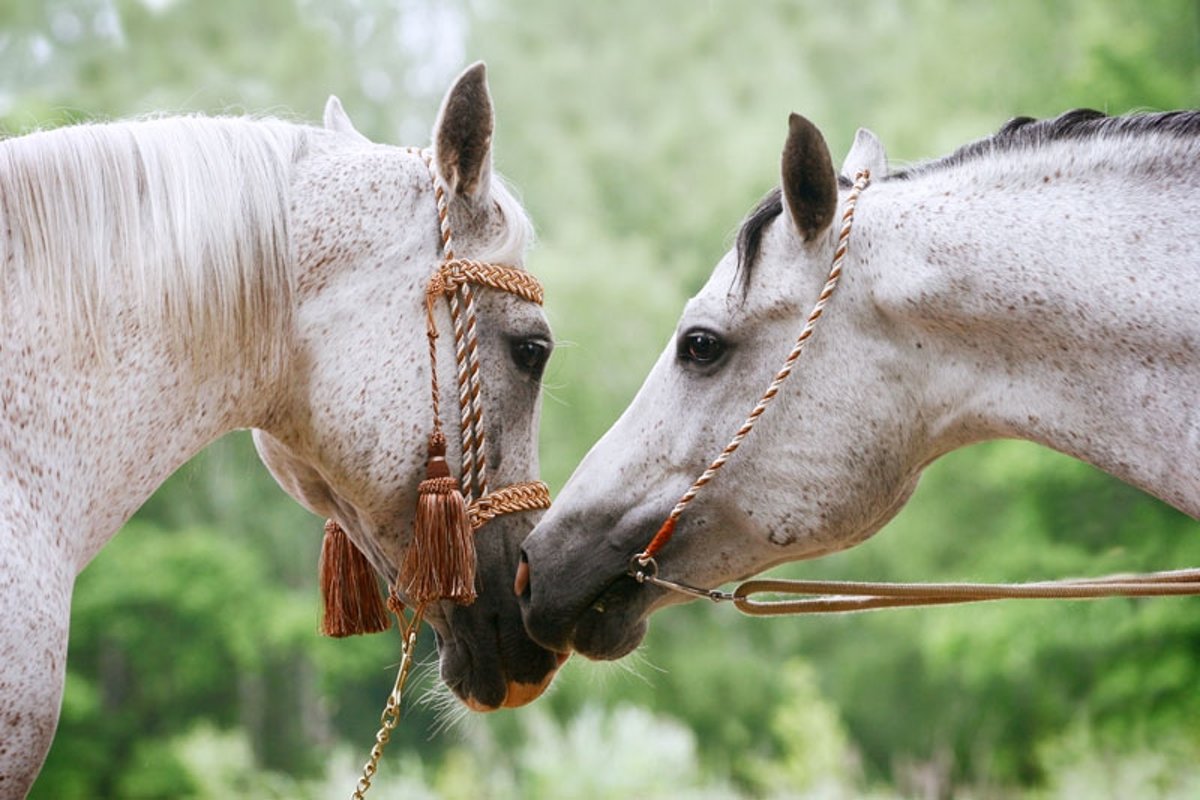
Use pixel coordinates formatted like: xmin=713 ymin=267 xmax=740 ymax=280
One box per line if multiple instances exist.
xmin=553 ymin=574 xmax=653 ymax=661
xmin=522 ymin=569 xmax=622 ymax=652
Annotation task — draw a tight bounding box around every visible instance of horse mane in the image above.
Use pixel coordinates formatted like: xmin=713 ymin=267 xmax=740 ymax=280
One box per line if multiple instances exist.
xmin=477 ymin=172 xmax=536 ymax=267
xmin=736 ymin=108 xmax=1200 ymax=282
xmin=890 ymin=108 xmax=1200 ymax=180
xmin=0 ymin=115 xmax=308 ymax=369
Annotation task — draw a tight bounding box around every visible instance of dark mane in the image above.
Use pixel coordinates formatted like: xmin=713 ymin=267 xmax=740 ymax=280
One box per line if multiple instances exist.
xmin=736 ymin=108 xmax=1200 ymax=282
xmin=890 ymin=108 xmax=1200 ymax=180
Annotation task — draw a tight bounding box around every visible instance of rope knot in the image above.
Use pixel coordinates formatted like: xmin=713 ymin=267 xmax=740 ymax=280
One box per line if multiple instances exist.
xmin=419 ymin=476 xmax=460 ymax=495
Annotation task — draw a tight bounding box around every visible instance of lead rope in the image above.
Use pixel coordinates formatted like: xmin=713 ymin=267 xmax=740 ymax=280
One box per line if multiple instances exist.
xmin=630 ymin=168 xmax=1200 ymax=614
xmin=634 ymin=562 xmax=1200 ymax=615
xmin=352 ymin=600 xmax=423 ymax=800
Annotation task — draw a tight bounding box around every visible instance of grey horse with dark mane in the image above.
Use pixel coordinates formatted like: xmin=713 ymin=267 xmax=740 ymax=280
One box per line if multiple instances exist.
xmin=520 ymin=109 xmax=1200 ymax=660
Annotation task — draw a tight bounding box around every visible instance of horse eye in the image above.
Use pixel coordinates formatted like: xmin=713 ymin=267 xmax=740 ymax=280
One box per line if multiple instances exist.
xmin=677 ymin=329 xmax=727 ymax=366
xmin=510 ymin=337 xmax=550 ymax=379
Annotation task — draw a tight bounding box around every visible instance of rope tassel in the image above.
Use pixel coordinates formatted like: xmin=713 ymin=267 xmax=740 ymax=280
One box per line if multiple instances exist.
xmin=399 ymin=431 xmax=478 ymax=605
xmin=319 ymin=519 xmax=392 ymax=637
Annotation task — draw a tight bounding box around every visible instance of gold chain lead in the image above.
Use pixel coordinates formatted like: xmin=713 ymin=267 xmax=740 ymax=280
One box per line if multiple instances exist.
xmin=351 ymin=606 xmax=424 ymax=800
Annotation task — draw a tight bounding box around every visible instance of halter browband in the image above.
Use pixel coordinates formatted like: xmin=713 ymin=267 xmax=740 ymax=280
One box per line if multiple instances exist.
xmin=629 ymin=169 xmax=1200 ymax=615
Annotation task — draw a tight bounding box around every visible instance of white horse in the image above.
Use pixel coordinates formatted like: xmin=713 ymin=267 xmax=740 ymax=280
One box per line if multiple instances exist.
xmin=0 ymin=63 xmax=563 ymax=795
xmin=520 ymin=109 xmax=1200 ymax=660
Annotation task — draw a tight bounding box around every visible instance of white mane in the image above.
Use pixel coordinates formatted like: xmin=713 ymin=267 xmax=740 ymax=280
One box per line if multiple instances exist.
xmin=0 ymin=115 xmax=307 ymax=368
xmin=474 ymin=171 xmax=535 ymax=266
xmin=0 ymin=114 xmax=534 ymax=370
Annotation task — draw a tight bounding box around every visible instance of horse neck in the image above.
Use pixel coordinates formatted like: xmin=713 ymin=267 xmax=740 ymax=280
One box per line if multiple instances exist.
xmin=0 ymin=117 xmax=304 ymax=567
xmin=0 ymin=279 xmax=287 ymax=576
xmin=862 ymin=151 xmax=1200 ymax=516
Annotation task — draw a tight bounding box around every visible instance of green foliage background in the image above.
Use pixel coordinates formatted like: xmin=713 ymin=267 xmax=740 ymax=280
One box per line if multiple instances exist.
xmin=4 ymin=1 xmax=1198 ymax=797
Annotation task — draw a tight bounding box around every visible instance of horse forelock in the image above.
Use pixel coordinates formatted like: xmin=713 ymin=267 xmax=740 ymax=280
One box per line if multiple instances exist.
xmin=0 ymin=115 xmax=308 ymax=370
xmin=735 ymin=174 xmax=854 ymax=290
xmin=734 ymin=187 xmax=783 ymax=288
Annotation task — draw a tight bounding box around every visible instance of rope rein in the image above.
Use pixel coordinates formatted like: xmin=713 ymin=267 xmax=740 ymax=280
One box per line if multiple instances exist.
xmin=352 ymin=603 xmax=422 ymax=800
xmin=630 ymin=168 xmax=1200 ymax=615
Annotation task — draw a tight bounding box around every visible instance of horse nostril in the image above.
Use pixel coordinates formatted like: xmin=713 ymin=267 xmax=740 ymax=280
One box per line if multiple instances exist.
xmin=515 ymin=551 xmax=531 ymax=598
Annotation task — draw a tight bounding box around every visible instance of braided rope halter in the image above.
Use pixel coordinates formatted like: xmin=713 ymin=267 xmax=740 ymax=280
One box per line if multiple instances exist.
xmin=415 ymin=147 xmax=550 ymax=530
xmin=349 ymin=149 xmax=551 ymax=799
xmin=629 ymin=169 xmax=1200 ymax=614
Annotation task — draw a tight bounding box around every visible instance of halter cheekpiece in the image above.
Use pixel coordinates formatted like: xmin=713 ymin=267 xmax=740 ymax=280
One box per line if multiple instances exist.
xmin=396 ymin=148 xmax=551 ymax=606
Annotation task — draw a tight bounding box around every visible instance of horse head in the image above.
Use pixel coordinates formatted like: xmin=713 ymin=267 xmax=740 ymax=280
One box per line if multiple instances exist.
xmin=254 ymin=63 xmax=565 ymax=708
xmin=519 ymin=115 xmax=925 ymax=660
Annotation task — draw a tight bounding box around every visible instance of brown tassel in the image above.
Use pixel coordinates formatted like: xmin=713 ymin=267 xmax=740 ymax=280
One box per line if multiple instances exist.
xmin=319 ymin=519 xmax=392 ymax=637
xmin=399 ymin=431 xmax=477 ymax=605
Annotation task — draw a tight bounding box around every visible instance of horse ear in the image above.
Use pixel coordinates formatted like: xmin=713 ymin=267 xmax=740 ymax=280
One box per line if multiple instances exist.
xmin=323 ymin=96 xmax=370 ymax=143
xmin=432 ymin=61 xmax=494 ymax=202
xmin=841 ymin=127 xmax=887 ymax=180
xmin=781 ymin=113 xmax=838 ymax=242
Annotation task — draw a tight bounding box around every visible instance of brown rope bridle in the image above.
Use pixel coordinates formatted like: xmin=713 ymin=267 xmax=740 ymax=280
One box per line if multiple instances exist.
xmin=416 ymin=148 xmax=551 ymax=527
xmin=348 ymin=148 xmax=551 ymax=799
xmin=630 ymin=169 xmax=1200 ymax=613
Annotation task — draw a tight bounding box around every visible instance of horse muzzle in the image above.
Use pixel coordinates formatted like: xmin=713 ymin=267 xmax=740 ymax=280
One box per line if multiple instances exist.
xmin=429 ymin=605 xmax=569 ymax=710
xmin=518 ymin=511 xmax=661 ymax=661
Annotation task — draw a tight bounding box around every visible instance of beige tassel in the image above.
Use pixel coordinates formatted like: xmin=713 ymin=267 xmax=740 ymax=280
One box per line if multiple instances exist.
xmin=318 ymin=519 xmax=392 ymax=637
xmin=399 ymin=431 xmax=477 ymax=605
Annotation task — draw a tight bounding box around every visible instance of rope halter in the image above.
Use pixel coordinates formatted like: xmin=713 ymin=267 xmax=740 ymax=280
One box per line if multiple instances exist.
xmin=634 ymin=169 xmax=872 ymax=568
xmin=398 ymin=148 xmax=551 ymax=606
xmin=319 ymin=148 xmax=550 ymax=637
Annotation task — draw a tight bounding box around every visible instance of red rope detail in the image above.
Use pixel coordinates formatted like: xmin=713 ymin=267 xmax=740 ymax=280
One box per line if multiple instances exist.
xmin=640 ymin=516 xmax=677 ymax=561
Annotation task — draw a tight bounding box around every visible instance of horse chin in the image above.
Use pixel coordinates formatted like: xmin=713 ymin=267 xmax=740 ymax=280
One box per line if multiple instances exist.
xmin=460 ymin=651 xmax=571 ymax=711
xmin=571 ymin=608 xmax=648 ymax=662
xmin=430 ymin=615 xmax=568 ymax=712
